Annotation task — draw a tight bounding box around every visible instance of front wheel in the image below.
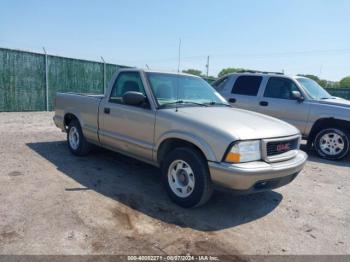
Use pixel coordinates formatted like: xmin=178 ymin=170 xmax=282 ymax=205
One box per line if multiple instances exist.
xmin=314 ymin=127 xmax=350 ymax=160
xmin=161 ymin=147 xmax=213 ymax=208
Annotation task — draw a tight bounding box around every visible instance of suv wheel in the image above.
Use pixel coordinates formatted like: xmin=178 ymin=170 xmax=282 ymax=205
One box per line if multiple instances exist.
xmin=314 ymin=127 xmax=350 ymax=160
xmin=67 ymin=119 xmax=91 ymax=156
xmin=161 ymin=147 xmax=213 ymax=208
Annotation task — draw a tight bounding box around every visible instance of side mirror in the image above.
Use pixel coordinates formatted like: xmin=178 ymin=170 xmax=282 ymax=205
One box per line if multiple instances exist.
xmin=122 ymin=91 xmax=147 ymax=106
xmin=291 ymin=91 xmax=304 ymax=102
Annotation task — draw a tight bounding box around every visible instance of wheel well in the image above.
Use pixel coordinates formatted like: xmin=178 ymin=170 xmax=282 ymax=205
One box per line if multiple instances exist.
xmin=309 ymin=118 xmax=350 ymax=142
xmin=157 ymin=138 xmax=207 ymax=166
xmin=64 ymin=113 xmax=79 ymax=130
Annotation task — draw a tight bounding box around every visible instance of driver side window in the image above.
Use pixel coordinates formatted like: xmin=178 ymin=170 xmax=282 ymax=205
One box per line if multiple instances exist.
xmin=264 ymin=77 xmax=299 ymax=100
xmin=109 ymin=72 xmax=146 ymax=104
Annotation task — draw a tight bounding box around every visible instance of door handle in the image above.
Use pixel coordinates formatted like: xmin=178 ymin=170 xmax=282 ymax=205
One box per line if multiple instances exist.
xmin=259 ymin=101 xmax=268 ymax=106
xmin=104 ymin=107 xmax=110 ymax=114
xmin=229 ymin=98 xmax=236 ymax=103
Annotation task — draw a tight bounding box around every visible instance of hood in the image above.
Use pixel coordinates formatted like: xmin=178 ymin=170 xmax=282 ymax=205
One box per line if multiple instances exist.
xmin=165 ymin=106 xmax=300 ymax=140
xmin=315 ymin=97 xmax=350 ymax=108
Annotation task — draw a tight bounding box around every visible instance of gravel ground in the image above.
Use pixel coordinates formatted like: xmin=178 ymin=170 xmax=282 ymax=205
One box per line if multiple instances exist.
xmin=0 ymin=112 xmax=349 ymax=255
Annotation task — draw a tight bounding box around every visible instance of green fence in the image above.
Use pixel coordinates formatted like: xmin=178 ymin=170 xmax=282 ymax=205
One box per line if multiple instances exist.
xmin=326 ymin=88 xmax=350 ymax=100
xmin=0 ymin=47 xmax=129 ymax=111
xmin=2 ymin=47 xmax=350 ymax=112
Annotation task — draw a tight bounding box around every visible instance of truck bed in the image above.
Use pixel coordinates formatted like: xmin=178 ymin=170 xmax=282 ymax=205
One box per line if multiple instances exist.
xmin=54 ymin=92 xmax=103 ymax=143
xmin=58 ymin=92 xmax=104 ymax=99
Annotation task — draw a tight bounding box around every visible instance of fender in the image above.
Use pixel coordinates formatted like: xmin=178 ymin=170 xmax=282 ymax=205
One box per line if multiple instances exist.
xmin=155 ymin=130 xmax=218 ymax=162
xmin=64 ymin=108 xmax=84 ymax=129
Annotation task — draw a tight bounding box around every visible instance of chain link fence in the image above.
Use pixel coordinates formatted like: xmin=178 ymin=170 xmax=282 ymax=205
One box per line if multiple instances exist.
xmin=1 ymin=47 xmax=349 ymax=112
xmin=325 ymin=88 xmax=350 ymax=99
xmin=0 ymin=47 xmax=129 ymax=111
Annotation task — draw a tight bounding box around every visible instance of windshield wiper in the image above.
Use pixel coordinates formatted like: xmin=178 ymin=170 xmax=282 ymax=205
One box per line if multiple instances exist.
xmin=321 ymin=97 xmax=336 ymax=100
xmin=205 ymin=101 xmax=231 ymax=107
xmin=159 ymin=100 xmax=208 ymax=108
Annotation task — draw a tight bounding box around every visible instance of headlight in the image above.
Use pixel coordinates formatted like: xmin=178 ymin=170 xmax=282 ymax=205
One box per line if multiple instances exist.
xmin=225 ymin=140 xmax=261 ymax=163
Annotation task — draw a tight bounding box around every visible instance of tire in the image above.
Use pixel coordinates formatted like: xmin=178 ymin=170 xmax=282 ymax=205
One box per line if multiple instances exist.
xmin=314 ymin=127 xmax=350 ymax=160
xmin=161 ymin=147 xmax=213 ymax=208
xmin=67 ymin=119 xmax=91 ymax=156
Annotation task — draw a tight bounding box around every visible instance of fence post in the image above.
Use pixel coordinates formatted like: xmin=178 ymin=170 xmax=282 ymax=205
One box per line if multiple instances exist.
xmin=43 ymin=47 xmax=49 ymax=111
xmin=101 ymin=56 xmax=106 ymax=94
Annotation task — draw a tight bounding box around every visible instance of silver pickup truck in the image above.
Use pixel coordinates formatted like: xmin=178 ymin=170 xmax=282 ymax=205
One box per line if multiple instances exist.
xmin=213 ymin=72 xmax=350 ymax=160
xmin=54 ymin=68 xmax=307 ymax=207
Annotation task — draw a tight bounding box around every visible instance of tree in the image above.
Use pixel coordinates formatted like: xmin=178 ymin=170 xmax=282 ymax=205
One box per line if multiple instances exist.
xmin=297 ymin=74 xmax=330 ymax=87
xmin=318 ymin=79 xmax=327 ymax=87
xmin=218 ymin=67 xmax=246 ymax=78
xmin=182 ymin=69 xmax=203 ymax=77
xmin=297 ymin=74 xmax=320 ymax=82
xmin=327 ymin=81 xmax=340 ymax=89
xmin=340 ymin=76 xmax=350 ymax=88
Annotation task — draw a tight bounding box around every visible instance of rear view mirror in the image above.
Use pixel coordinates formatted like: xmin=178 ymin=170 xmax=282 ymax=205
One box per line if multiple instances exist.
xmin=291 ymin=91 xmax=304 ymax=102
xmin=122 ymin=91 xmax=146 ymax=106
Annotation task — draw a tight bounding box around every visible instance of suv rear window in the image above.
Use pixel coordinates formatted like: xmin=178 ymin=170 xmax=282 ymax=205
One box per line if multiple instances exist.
xmin=231 ymin=76 xmax=262 ymax=96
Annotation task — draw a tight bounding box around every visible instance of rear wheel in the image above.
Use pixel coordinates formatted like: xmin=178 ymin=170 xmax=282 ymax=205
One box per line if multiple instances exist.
xmin=67 ymin=119 xmax=91 ymax=156
xmin=314 ymin=127 xmax=350 ymax=160
xmin=161 ymin=147 xmax=213 ymax=208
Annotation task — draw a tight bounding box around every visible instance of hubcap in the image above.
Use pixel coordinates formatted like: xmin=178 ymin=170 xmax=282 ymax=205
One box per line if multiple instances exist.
xmin=69 ymin=127 xmax=80 ymax=150
xmin=168 ymin=160 xmax=195 ymax=198
xmin=319 ymin=132 xmax=344 ymax=156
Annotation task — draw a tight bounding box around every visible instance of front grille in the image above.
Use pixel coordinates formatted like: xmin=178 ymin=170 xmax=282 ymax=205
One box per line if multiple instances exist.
xmin=266 ymin=137 xmax=299 ymax=157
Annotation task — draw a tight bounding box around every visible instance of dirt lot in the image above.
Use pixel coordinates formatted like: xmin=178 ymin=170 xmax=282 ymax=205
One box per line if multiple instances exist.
xmin=0 ymin=112 xmax=349 ymax=255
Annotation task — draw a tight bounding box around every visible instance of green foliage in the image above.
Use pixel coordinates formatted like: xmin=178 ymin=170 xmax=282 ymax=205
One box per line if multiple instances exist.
xmin=328 ymin=81 xmax=340 ymax=88
xmin=202 ymin=76 xmax=217 ymax=84
xmin=297 ymin=74 xmax=320 ymax=82
xmin=340 ymin=76 xmax=350 ymax=88
xmin=218 ymin=67 xmax=246 ymax=78
xmin=182 ymin=69 xmax=203 ymax=76
xmin=297 ymin=74 xmax=339 ymax=88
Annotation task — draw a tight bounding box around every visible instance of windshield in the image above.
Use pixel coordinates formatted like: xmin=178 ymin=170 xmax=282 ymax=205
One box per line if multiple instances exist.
xmin=296 ymin=78 xmax=332 ymax=100
xmin=146 ymin=73 xmax=229 ymax=107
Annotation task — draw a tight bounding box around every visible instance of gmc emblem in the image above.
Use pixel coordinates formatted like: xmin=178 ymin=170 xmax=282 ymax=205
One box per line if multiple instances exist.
xmin=276 ymin=143 xmax=290 ymax=152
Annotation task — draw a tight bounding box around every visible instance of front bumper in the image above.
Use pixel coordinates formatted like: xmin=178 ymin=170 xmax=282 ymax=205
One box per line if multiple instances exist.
xmin=208 ymin=150 xmax=307 ymax=192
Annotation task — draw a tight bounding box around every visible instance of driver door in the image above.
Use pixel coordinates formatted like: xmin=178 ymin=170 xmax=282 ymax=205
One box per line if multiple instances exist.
xmin=258 ymin=76 xmax=310 ymax=135
xmin=98 ymin=71 xmax=156 ymax=161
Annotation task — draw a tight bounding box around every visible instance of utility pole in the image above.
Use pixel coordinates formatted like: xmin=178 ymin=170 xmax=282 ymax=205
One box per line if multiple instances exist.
xmin=43 ymin=47 xmax=49 ymax=111
xmin=177 ymin=38 xmax=181 ymax=73
xmin=206 ymin=56 xmax=210 ymax=77
xmin=101 ymin=56 xmax=106 ymax=94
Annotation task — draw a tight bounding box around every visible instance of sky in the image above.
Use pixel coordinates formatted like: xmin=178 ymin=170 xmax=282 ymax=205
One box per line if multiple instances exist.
xmin=0 ymin=0 xmax=349 ymax=81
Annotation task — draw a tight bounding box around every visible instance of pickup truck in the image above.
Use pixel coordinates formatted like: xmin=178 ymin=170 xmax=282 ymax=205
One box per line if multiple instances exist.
xmin=213 ymin=72 xmax=350 ymax=160
xmin=54 ymin=68 xmax=307 ymax=207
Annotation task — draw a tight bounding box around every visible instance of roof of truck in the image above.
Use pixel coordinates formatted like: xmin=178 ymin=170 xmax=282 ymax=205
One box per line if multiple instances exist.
xmin=119 ymin=68 xmax=201 ymax=78
xmin=218 ymin=71 xmax=302 ymax=80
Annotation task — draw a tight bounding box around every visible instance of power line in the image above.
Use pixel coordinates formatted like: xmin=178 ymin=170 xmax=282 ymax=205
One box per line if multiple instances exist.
xmin=118 ymin=48 xmax=350 ymax=64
